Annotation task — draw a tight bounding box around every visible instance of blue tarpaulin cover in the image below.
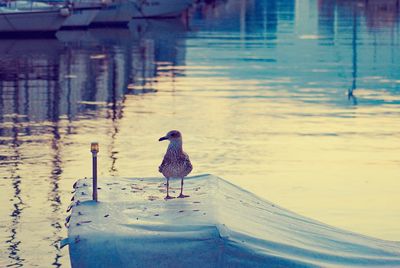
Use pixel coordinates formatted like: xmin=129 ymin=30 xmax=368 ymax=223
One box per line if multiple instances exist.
xmin=65 ymin=174 xmax=400 ymax=267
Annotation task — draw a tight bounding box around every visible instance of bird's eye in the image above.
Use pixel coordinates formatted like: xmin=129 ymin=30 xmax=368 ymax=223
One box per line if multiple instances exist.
xmin=171 ymin=133 xmax=176 ymax=137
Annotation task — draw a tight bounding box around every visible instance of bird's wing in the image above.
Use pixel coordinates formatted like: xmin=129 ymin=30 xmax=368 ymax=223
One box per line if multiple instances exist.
xmin=159 ymin=156 xmax=169 ymax=173
xmin=182 ymin=152 xmax=193 ymax=174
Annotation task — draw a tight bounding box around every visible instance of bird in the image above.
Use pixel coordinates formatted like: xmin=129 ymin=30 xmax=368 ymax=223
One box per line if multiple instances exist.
xmin=158 ymin=130 xmax=193 ymax=200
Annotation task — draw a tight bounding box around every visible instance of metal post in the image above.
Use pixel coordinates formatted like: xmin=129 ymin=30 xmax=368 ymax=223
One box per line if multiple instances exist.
xmin=91 ymin=142 xmax=99 ymax=202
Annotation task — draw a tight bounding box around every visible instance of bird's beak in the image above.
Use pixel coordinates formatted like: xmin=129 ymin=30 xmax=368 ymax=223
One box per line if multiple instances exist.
xmin=159 ymin=136 xmax=168 ymax=142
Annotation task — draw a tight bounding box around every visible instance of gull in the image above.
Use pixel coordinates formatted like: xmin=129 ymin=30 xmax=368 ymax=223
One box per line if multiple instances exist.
xmin=159 ymin=130 xmax=193 ymax=199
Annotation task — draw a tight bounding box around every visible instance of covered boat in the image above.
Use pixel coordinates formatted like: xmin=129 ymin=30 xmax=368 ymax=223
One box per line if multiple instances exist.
xmin=63 ymin=174 xmax=400 ymax=267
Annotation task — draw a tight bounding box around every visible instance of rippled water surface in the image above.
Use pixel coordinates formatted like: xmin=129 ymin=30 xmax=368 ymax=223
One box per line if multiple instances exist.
xmin=1 ymin=0 xmax=400 ymax=266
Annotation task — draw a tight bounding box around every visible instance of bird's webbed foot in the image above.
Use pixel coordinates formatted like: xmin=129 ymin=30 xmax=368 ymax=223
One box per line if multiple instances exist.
xmin=177 ymin=194 xmax=190 ymax=198
xmin=164 ymin=195 xmax=175 ymax=200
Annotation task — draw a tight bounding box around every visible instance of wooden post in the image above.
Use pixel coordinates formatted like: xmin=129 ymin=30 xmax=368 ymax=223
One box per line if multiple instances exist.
xmin=91 ymin=142 xmax=99 ymax=202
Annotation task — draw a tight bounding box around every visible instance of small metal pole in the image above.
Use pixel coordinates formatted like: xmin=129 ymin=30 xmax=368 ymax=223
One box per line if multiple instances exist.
xmin=91 ymin=142 xmax=99 ymax=202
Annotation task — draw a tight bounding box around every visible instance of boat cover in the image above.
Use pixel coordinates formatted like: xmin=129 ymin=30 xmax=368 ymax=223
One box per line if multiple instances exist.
xmin=65 ymin=174 xmax=400 ymax=267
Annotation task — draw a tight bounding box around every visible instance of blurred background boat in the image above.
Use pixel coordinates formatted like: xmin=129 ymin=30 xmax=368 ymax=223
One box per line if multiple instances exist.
xmin=63 ymin=3 xmax=101 ymax=29
xmin=130 ymin=0 xmax=194 ymax=18
xmin=0 ymin=0 xmax=194 ymax=33
xmin=0 ymin=2 xmax=69 ymax=34
xmin=90 ymin=0 xmax=134 ymax=26
xmin=34 ymin=0 xmax=103 ymax=29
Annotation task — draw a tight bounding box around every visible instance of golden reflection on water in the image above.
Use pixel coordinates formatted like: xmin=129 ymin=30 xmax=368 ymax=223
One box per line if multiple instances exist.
xmin=88 ymin=83 xmax=400 ymax=242
xmin=54 ymin=69 xmax=400 ymax=243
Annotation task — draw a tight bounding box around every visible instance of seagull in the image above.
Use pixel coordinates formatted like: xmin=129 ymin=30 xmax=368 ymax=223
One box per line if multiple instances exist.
xmin=159 ymin=130 xmax=193 ymax=199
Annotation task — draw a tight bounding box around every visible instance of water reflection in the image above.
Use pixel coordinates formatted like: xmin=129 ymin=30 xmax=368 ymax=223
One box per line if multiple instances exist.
xmin=5 ymin=133 xmax=24 ymax=267
xmin=324 ymin=0 xmax=400 ymax=30
xmin=194 ymin=0 xmax=400 ymax=105
xmin=0 ymin=85 xmax=25 ymax=266
xmin=48 ymin=87 xmax=63 ymax=268
xmin=0 ymin=19 xmax=187 ymax=123
xmin=104 ymin=56 xmax=124 ymax=177
xmin=318 ymin=0 xmax=400 ymax=105
xmin=0 ymin=18 xmax=187 ymax=267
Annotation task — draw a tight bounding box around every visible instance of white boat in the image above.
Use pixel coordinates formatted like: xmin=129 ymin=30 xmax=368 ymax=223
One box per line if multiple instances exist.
xmin=91 ymin=0 xmax=133 ymax=26
xmin=31 ymin=0 xmax=102 ymax=28
xmin=0 ymin=6 xmax=69 ymax=34
xmin=62 ymin=2 xmax=102 ymax=28
xmin=5 ymin=1 xmax=57 ymax=10
xmin=130 ymin=0 xmax=193 ymax=18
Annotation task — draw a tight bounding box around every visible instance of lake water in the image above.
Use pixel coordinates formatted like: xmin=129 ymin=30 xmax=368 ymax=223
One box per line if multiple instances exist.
xmin=1 ymin=0 xmax=400 ymax=266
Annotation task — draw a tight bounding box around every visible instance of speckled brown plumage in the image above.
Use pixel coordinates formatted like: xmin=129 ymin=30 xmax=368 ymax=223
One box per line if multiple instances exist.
xmin=159 ymin=150 xmax=192 ymax=179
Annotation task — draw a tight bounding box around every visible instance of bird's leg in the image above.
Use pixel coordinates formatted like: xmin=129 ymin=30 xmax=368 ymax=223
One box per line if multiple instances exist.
xmin=177 ymin=177 xmax=189 ymax=198
xmin=165 ymin=178 xmax=174 ymax=200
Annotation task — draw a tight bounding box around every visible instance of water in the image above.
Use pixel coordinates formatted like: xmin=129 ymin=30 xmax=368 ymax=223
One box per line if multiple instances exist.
xmin=0 ymin=0 xmax=399 ymax=266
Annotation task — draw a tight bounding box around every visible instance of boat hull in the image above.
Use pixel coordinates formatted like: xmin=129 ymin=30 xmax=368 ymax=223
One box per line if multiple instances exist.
xmin=62 ymin=5 xmax=100 ymax=28
xmin=91 ymin=0 xmax=133 ymax=26
xmin=0 ymin=9 xmax=66 ymax=33
xmin=130 ymin=0 xmax=192 ymax=18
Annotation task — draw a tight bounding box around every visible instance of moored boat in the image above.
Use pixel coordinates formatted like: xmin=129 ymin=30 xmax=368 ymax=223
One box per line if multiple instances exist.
xmin=130 ymin=0 xmax=193 ymax=18
xmin=0 ymin=5 xmax=69 ymax=34
xmin=90 ymin=0 xmax=133 ymax=27
xmin=61 ymin=2 xmax=102 ymax=29
xmin=33 ymin=0 xmax=103 ymax=28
